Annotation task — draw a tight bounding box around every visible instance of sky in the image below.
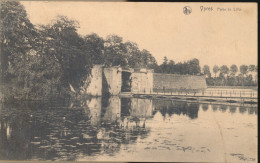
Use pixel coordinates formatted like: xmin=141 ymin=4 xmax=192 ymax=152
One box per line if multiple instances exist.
xmin=21 ymin=1 xmax=257 ymax=68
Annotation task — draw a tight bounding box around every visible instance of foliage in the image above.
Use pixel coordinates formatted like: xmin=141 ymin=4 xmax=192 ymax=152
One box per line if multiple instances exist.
xmin=39 ymin=15 xmax=93 ymax=91
xmin=230 ymin=64 xmax=238 ymax=76
xmin=205 ymin=64 xmax=258 ymax=86
xmin=203 ymin=65 xmax=211 ymax=78
xmin=0 ymin=1 xmax=38 ymax=82
xmin=155 ymin=57 xmax=202 ymax=75
xmin=83 ymin=33 xmax=104 ymax=64
xmin=213 ymin=65 xmax=219 ymax=78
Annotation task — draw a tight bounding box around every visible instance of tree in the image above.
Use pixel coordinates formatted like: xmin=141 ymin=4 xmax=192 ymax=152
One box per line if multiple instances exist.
xmin=203 ymin=65 xmax=211 ymax=78
xmin=220 ymin=65 xmax=229 ymax=77
xmin=168 ymin=60 xmax=175 ymax=74
xmin=125 ymin=41 xmax=141 ymax=68
xmin=230 ymin=64 xmax=238 ymax=76
xmin=240 ymin=65 xmax=248 ymax=76
xmin=249 ymin=65 xmax=256 ymax=72
xmin=163 ymin=56 xmax=168 ymax=65
xmin=160 ymin=56 xmax=169 ymax=73
xmin=239 ymin=65 xmax=248 ymax=86
xmin=219 ymin=65 xmax=229 ymax=86
xmin=187 ymin=58 xmax=201 ymax=75
xmin=213 ymin=65 xmax=219 ymax=78
xmin=40 ymin=15 xmax=92 ymax=91
xmin=139 ymin=49 xmax=157 ymax=69
xmin=0 ymin=1 xmax=37 ymax=83
xmin=104 ymin=35 xmax=127 ymax=67
xmin=83 ymin=33 xmax=104 ymax=64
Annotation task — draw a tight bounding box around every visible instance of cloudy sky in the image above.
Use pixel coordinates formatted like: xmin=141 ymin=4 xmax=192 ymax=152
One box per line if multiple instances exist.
xmin=21 ymin=1 xmax=257 ymax=68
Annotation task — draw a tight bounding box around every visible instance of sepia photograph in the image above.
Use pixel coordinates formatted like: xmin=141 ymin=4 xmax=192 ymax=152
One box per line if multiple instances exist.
xmin=0 ymin=1 xmax=258 ymax=162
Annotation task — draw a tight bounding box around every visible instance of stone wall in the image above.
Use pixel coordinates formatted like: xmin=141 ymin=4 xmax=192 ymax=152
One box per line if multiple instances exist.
xmin=103 ymin=67 xmax=122 ymax=95
xmin=131 ymin=69 xmax=153 ymax=94
xmin=81 ymin=65 xmax=103 ymax=96
xmin=153 ymin=73 xmax=207 ymax=92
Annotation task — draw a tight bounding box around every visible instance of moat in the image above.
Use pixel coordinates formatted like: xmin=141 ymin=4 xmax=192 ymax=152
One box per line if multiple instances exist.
xmin=0 ymin=97 xmax=257 ymax=162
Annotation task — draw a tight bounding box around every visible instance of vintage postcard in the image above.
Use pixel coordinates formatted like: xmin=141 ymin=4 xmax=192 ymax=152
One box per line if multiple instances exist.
xmin=0 ymin=1 xmax=257 ymax=162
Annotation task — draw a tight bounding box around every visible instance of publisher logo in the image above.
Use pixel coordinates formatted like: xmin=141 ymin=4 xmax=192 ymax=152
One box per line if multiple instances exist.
xmin=183 ymin=6 xmax=192 ymax=15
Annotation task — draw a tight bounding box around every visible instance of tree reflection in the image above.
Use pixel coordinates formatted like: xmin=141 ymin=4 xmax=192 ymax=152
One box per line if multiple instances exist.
xmin=229 ymin=106 xmax=237 ymax=114
xmin=239 ymin=107 xmax=247 ymax=114
xmin=219 ymin=105 xmax=227 ymax=112
xmin=212 ymin=104 xmax=218 ymax=112
xmin=0 ymin=97 xmax=150 ymax=161
xmin=153 ymin=100 xmax=199 ymax=119
xmin=247 ymin=107 xmax=256 ymax=115
xmin=201 ymin=104 xmax=209 ymax=112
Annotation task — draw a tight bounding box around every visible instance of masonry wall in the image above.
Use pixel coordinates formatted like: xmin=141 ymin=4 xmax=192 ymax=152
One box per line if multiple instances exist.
xmin=103 ymin=67 xmax=122 ymax=95
xmin=153 ymin=73 xmax=207 ymax=92
xmin=81 ymin=65 xmax=103 ymax=96
xmin=131 ymin=71 xmax=153 ymax=94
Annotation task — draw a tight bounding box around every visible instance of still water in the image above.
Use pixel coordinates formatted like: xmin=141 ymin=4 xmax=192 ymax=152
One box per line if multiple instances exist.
xmin=0 ymin=97 xmax=257 ymax=162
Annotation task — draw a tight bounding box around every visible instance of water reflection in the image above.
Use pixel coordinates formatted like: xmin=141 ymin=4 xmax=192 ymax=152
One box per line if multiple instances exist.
xmin=153 ymin=99 xmax=199 ymax=119
xmin=0 ymin=97 xmax=257 ymax=161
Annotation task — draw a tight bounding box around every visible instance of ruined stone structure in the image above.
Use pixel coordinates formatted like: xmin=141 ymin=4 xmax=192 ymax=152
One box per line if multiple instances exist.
xmin=81 ymin=65 xmax=103 ymax=96
xmin=131 ymin=69 xmax=154 ymax=94
xmin=103 ymin=67 xmax=122 ymax=95
xmin=82 ymin=65 xmax=207 ymax=96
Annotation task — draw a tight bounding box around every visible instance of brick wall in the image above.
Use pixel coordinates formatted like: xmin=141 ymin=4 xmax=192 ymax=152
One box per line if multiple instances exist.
xmin=153 ymin=73 xmax=207 ymax=92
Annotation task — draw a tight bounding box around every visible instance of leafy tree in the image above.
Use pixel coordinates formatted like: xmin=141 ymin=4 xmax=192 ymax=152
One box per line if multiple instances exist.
xmin=140 ymin=49 xmax=157 ymax=69
xmin=163 ymin=56 xmax=168 ymax=65
xmin=124 ymin=41 xmax=141 ymax=68
xmin=213 ymin=65 xmax=219 ymax=78
xmin=40 ymin=15 xmax=92 ymax=91
xmin=203 ymin=65 xmax=211 ymax=78
xmin=243 ymin=74 xmax=254 ymax=86
xmin=230 ymin=64 xmax=238 ymax=76
xmin=168 ymin=60 xmax=175 ymax=74
xmin=220 ymin=65 xmax=229 ymax=77
xmin=83 ymin=33 xmax=104 ymax=64
xmin=187 ymin=58 xmax=201 ymax=75
xmin=249 ymin=65 xmax=256 ymax=72
xmin=239 ymin=65 xmax=249 ymax=86
xmin=104 ymin=35 xmax=127 ymax=67
xmin=240 ymin=65 xmax=248 ymax=76
xmin=0 ymin=1 xmax=37 ymax=83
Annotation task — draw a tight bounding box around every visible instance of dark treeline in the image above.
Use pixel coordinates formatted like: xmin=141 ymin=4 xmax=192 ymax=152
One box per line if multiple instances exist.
xmin=203 ymin=64 xmax=258 ymax=86
xmin=154 ymin=56 xmax=201 ymax=75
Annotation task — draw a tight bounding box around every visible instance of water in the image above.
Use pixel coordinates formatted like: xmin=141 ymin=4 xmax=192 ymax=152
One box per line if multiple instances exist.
xmin=0 ymin=97 xmax=257 ymax=162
